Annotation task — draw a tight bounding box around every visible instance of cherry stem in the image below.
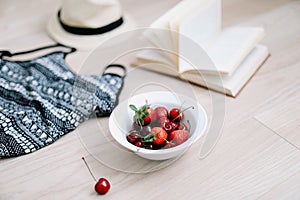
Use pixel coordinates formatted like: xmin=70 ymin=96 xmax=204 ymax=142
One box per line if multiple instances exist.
xmin=82 ymin=157 xmax=97 ymax=182
xmin=182 ymin=105 xmax=195 ymax=113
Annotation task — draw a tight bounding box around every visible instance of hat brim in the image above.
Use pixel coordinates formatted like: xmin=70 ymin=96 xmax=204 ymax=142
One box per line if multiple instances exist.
xmin=47 ymin=13 xmax=136 ymax=51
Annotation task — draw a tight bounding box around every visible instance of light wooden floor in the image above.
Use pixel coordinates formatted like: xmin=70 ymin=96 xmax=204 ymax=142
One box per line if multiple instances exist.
xmin=1 ymin=0 xmax=300 ymax=199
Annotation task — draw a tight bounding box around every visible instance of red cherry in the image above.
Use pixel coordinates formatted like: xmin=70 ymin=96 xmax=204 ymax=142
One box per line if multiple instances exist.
xmin=162 ymin=121 xmax=173 ymax=133
xmin=170 ymin=121 xmax=179 ymax=130
xmin=162 ymin=121 xmax=179 ymax=133
xmin=169 ymin=108 xmax=184 ymax=122
xmin=82 ymin=157 xmax=111 ymax=195
xmin=135 ymin=141 xmax=142 ymax=147
xmin=155 ymin=106 xmax=168 ymax=118
xmin=143 ymin=143 xmax=154 ymax=150
xmin=95 ymin=178 xmax=111 ymax=195
xmin=126 ymin=130 xmax=140 ymax=144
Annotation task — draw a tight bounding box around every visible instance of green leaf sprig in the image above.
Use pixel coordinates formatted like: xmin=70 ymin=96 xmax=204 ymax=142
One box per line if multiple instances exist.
xmin=129 ymin=101 xmax=150 ymax=126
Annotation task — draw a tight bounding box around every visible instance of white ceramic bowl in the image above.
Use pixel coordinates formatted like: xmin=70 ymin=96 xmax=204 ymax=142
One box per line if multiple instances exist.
xmin=109 ymin=91 xmax=207 ymax=160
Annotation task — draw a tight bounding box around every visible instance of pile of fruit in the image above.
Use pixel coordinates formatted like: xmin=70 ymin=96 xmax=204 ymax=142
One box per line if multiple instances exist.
xmin=126 ymin=101 xmax=193 ymax=150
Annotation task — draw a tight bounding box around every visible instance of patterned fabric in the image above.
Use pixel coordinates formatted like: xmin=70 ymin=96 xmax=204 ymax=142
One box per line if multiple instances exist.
xmin=0 ymin=51 xmax=124 ymax=158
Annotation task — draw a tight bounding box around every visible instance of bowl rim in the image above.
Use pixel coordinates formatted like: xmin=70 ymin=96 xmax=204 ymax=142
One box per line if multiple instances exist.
xmin=109 ymin=91 xmax=208 ymax=156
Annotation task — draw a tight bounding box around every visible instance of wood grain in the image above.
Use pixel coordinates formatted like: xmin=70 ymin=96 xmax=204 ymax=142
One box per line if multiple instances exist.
xmin=258 ymin=171 xmax=300 ymax=200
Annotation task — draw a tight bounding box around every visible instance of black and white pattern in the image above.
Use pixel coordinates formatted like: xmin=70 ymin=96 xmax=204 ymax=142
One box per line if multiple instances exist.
xmin=0 ymin=51 xmax=124 ymax=158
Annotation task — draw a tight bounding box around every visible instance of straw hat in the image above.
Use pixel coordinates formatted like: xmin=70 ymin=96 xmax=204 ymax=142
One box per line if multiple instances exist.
xmin=47 ymin=0 xmax=136 ymax=50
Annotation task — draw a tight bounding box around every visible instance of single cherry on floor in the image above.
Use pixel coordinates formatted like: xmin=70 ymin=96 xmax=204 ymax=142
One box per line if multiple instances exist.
xmin=82 ymin=157 xmax=111 ymax=195
xmin=95 ymin=178 xmax=111 ymax=195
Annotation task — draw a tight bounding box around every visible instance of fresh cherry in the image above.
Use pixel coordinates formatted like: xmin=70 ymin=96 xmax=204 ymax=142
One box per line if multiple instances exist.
xmin=155 ymin=106 xmax=168 ymax=119
xmin=162 ymin=121 xmax=179 ymax=133
xmin=126 ymin=130 xmax=140 ymax=144
xmin=143 ymin=143 xmax=154 ymax=150
xmin=170 ymin=121 xmax=179 ymax=131
xmin=135 ymin=141 xmax=142 ymax=147
xmin=162 ymin=121 xmax=173 ymax=133
xmin=95 ymin=178 xmax=111 ymax=195
xmin=169 ymin=106 xmax=194 ymax=122
xmin=169 ymin=108 xmax=184 ymax=122
xmin=82 ymin=157 xmax=111 ymax=195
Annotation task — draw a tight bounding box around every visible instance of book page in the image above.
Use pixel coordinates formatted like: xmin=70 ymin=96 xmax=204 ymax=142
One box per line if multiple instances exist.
xmin=176 ymin=0 xmax=221 ymax=49
xmin=143 ymin=0 xmax=198 ymax=65
xmin=134 ymin=50 xmax=179 ymax=77
xmin=178 ymin=26 xmax=264 ymax=75
xmin=134 ymin=45 xmax=269 ymax=97
xmin=135 ymin=48 xmax=214 ymax=76
xmin=135 ymin=50 xmax=177 ymax=69
xmin=225 ymin=45 xmax=268 ymax=95
xmin=176 ymin=0 xmax=222 ymax=74
xmin=168 ymin=0 xmax=216 ymax=50
xmin=182 ymin=45 xmax=269 ymax=96
xmin=207 ymin=26 xmax=265 ymax=75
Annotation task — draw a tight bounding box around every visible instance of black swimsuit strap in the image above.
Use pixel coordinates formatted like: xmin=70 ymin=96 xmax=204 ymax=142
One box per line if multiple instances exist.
xmin=0 ymin=43 xmax=76 ymax=58
xmin=103 ymin=64 xmax=127 ymax=78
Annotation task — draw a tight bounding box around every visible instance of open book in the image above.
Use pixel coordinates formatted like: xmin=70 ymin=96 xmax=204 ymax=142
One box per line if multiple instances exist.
xmin=133 ymin=0 xmax=269 ymax=97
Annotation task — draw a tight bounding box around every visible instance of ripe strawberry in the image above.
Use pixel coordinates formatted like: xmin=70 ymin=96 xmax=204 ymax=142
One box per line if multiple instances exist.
xmin=151 ymin=127 xmax=168 ymax=145
xmin=169 ymin=130 xmax=189 ymax=145
xmin=129 ymin=102 xmax=152 ymax=126
xmin=142 ymin=115 xmax=151 ymax=126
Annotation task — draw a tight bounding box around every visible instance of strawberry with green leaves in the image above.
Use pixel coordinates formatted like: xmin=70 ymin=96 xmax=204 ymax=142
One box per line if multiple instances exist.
xmin=142 ymin=127 xmax=168 ymax=145
xmin=129 ymin=102 xmax=152 ymax=126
